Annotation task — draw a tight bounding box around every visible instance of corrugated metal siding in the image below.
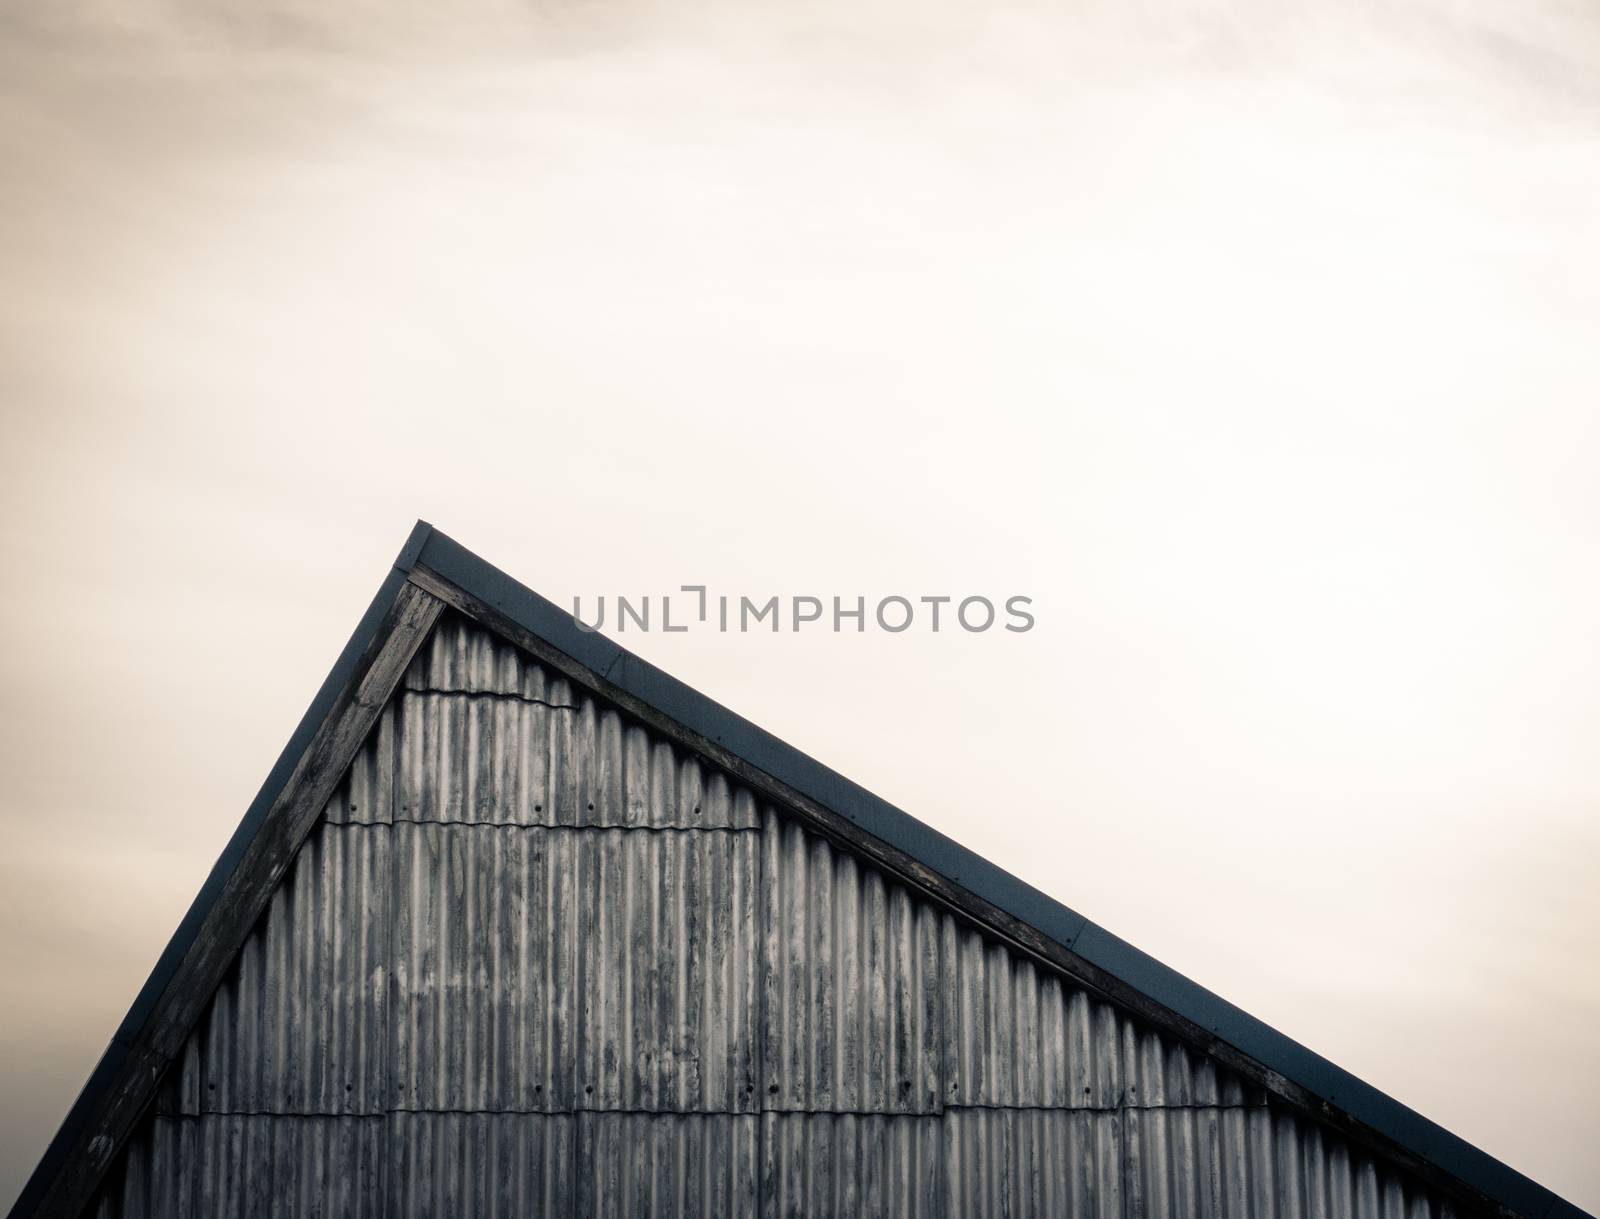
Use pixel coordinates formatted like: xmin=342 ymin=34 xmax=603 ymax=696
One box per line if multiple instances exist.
xmin=761 ymin=810 xmax=946 ymax=1113
xmin=323 ymin=704 xmax=394 ymax=826
xmin=94 ymin=613 xmax=1483 ymax=1219
xmin=942 ymin=923 xmax=1266 ymax=1110
xmin=89 ymin=1116 xmax=385 ymax=1219
xmin=160 ymin=819 xmax=390 ymax=1116
xmin=943 ymin=1108 xmax=1125 ymax=1219
xmin=388 ymin=1112 xmax=757 ymax=1218
xmin=940 ymin=1105 xmax=1467 ymax=1219
xmin=389 ymin=823 xmax=759 ymax=1113
xmin=387 ymin=1113 xmax=574 ymax=1217
xmin=761 ymin=1112 xmax=942 ymax=1219
xmin=397 ymin=616 xmax=759 ymax=829
xmin=758 ymin=1107 xmax=1461 ymax=1219
xmin=760 ymin=805 xmax=1263 ymax=1115
xmin=578 ymin=1114 xmax=758 ymax=1219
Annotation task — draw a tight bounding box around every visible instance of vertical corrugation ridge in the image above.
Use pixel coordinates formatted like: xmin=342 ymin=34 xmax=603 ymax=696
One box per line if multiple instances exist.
xmin=85 ymin=1115 xmax=384 ymax=1219
xmin=577 ymin=1113 xmax=758 ymax=1219
xmin=942 ymin=917 xmax=1266 ymax=1110
xmin=761 ymin=807 xmax=946 ymax=1114
xmin=322 ymin=703 xmax=395 ymax=825
xmin=394 ymin=689 xmax=756 ymax=829
xmin=943 ymin=1108 xmax=1125 ymax=1219
xmin=389 ymin=823 xmax=758 ymax=1114
xmin=166 ymin=817 xmax=389 ymax=1116
xmin=397 ymin=612 xmax=756 ymax=828
xmin=761 ymin=1112 xmax=941 ymax=1219
xmin=759 ymin=806 xmax=1266 ymax=1117
xmin=388 ymin=1112 xmax=575 ymax=1217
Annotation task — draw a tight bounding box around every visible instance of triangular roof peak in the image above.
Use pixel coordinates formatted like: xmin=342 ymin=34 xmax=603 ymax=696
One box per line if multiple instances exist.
xmin=9 ymin=521 xmax=1590 ymax=1219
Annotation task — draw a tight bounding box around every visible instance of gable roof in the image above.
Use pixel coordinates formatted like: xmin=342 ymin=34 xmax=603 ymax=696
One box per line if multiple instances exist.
xmin=9 ymin=521 xmax=1590 ymax=1219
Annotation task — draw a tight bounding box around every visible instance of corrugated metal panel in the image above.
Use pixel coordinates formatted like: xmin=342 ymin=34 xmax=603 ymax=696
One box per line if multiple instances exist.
xmin=943 ymin=922 xmax=1264 ymax=1110
xmin=390 ymin=823 xmax=759 ymax=1113
xmin=941 ymin=1104 xmax=1466 ymax=1219
xmin=323 ymin=703 xmax=394 ymax=825
xmin=759 ymin=808 xmax=1261 ymax=1116
xmin=403 ymin=609 xmax=546 ymax=697
xmin=943 ymin=1108 xmax=1124 ymax=1219
xmin=761 ymin=809 xmax=946 ymax=1113
xmin=395 ymin=689 xmax=760 ymax=829
xmin=93 ymin=1109 xmax=1468 ymax=1219
xmin=388 ymin=1112 xmax=757 ymax=1218
xmin=396 ymin=616 xmax=759 ymax=829
xmin=89 ymin=1115 xmax=384 ymax=1219
xmin=387 ymin=1112 xmax=574 ymax=1217
xmin=161 ymin=820 xmax=389 ymax=1116
xmin=578 ymin=1113 xmax=758 ymax=1219
xmin=761 ymin=1112 xmax=942 ymax=1219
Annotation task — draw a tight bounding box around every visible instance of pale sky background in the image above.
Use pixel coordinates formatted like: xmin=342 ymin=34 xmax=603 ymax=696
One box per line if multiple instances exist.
xmin=1 ymin=0 xmax=1598 ymax=1212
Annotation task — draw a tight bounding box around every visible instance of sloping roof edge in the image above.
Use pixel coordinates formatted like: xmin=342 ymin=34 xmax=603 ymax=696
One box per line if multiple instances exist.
xmin=6 ymin=523 xmax=439 ymax=1219
xmin=9 ymin=521 xmax=1590 ymax=1219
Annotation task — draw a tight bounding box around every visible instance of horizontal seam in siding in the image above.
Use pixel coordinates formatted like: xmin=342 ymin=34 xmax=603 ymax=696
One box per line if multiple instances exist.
xmin=940 ymin=1102 xmax=1274 ymax=1115
xmin=403 ymin=688 xmax=581 ymax=711
xmin=383 ymin=822 xmax=762 ymax=833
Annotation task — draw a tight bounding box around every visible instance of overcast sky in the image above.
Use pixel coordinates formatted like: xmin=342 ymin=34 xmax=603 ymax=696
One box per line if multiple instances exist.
xmin=1 ymin=0 xmax=1597 ymax=1211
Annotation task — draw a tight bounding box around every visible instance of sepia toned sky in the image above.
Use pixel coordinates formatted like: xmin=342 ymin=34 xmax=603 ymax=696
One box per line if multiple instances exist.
xmin=1 ymin=0 xmax=1598 ymax=1211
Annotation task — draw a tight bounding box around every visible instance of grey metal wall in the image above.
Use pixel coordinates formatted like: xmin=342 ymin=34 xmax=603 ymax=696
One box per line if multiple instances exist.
xmin=88 ymin=614 xmax=1477 ymax=1219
